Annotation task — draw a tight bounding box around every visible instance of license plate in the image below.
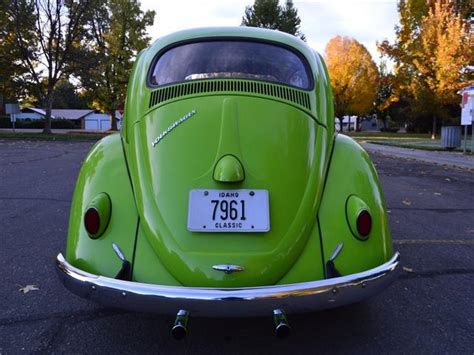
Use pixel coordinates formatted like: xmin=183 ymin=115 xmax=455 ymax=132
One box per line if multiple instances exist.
xmin=187 ymin=189 xmax=270 ymax=232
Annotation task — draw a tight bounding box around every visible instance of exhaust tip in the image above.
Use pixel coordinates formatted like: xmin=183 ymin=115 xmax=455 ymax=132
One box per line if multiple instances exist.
xmin=171 ymin=324 xmax=187 ymax=340
xmin=171 ymin=309 xmax=189 ymax=340
xmin=273 ymin=309 xmax=291 ymax=339
xmin=275 ymin=322 xmax=291 ymax=339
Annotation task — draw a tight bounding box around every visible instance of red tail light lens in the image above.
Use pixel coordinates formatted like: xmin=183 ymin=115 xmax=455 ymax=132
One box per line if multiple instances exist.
xmin=84 ymin=208 xmax=101 ymax=235
xmin=357 ymin=210 xmax=372 ymax=237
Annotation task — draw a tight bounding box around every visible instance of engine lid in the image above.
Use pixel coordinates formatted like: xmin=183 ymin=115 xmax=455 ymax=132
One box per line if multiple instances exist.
xmin=127 ymin=95 xmax=328 ymax=286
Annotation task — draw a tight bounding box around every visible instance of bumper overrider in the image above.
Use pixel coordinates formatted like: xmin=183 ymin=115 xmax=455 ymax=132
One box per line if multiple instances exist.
xmin=56 ymin=252 xmax=400 ymax=317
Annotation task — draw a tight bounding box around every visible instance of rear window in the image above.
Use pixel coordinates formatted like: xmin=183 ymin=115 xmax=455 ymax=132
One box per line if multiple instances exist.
xmin=149 ymin=40 xmax=312 ymax=90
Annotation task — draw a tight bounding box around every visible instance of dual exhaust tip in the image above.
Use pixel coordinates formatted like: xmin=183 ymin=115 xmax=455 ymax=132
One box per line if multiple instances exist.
xmin=273 ymin=309 xmax=291 ymax=339
xmin=171 ymin=309 xmax=189 ymax=340
xmin=171 ymin=308 xmax=291 ymax=340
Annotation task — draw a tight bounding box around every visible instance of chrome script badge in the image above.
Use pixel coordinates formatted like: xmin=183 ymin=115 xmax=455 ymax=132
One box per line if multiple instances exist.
xmin=151 ymin=110 xmax=196 ymax=147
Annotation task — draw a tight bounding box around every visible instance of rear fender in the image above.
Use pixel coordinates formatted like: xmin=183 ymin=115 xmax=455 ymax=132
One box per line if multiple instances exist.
xmin=66 ymin=134 xmax=139 ymax=277
xmin=318 ymin=135 xmax=393 ymax=276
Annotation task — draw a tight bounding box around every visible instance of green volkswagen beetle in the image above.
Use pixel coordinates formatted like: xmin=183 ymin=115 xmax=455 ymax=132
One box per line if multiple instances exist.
xmin=56 ymin=27 xmax=399 ymax=338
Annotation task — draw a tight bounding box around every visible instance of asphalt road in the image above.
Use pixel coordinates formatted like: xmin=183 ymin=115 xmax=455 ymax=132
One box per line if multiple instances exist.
xmin=0 ymin=138 xmax=473 ymax=354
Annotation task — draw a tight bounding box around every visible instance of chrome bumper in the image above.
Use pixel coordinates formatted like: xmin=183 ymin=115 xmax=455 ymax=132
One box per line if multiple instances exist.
xmin=56 ymin=252 xmax=400 ymax=317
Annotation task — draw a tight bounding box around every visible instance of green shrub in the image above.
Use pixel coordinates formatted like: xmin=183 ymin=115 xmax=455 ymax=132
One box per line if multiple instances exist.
xmin=17 ymin=119 xmax=45 ymax=129
xmin=51 ymin=119 xmax=78 ymax=129
xmin=0 ymin=116 xmax=11 ymax=128
xmin=0 ymin=118 xmax=79 ymax=129
xmin=380 ymin=127 xmax=399 ymax=133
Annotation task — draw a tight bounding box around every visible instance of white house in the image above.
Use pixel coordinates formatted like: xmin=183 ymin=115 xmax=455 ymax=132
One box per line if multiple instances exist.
xmin=83 ymin=112 xmax=112 ymax=131
xmin=335 ymin=115 xmax=357 ymax=131
xmin=15 ymin=108 xmax=121 ymax=131
xmin=15 ymin=107 xmax=47 ymax=120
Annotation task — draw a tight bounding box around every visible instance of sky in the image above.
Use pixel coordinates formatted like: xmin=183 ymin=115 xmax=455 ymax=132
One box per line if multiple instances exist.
xmin=140 ymin=0 xmax=400 ymax=63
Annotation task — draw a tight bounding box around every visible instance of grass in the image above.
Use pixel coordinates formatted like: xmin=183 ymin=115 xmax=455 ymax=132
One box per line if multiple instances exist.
xmin=344 ymin=131 xmax=472 ymax=152
xmin=364 ymin=140 xmax=454 ymax=151
xmin=345 ymin=131 xmax=431 ymax=139
xmin=0 ymin=131 xmax=111 ymax=141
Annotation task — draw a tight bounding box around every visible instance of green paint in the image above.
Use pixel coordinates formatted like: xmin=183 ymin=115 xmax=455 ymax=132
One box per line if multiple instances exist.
xmin=213 ymin=155 xmax=245 ymax=183
xmin=66 ymin=134 xmax=138 ymax=278
xmin=65 ymin=27 xmax=394 ymax=288
xmin=318 ymin=135 xmax=393 ymax=276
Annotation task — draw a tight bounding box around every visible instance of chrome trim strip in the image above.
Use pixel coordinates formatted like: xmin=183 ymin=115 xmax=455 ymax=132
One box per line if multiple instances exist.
xmin=329 ymin=242 xmax=343 ymax=261
xmin=112 ymin=243 xmax=126 ymax=263
xmin=56 ymin=252 xmax=400 ymax=317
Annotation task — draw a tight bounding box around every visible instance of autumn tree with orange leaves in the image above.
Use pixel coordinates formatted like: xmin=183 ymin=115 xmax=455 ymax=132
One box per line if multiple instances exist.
xmin=325 ymin=36 xmax=378 ymax=132
xmin=378 ymin=0 xmax=473 ymax=137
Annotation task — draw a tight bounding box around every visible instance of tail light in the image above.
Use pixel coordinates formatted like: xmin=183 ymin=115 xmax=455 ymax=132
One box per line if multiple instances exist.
xmin=84 ymin=193 xmax=111 ymax=238
xmin=84 ymin=208 xmax=101 ymax=235
xmin=356 ymin=210 xmax=372 ymax=237
xmin=346 ymin=195 xmax=372 ymax=240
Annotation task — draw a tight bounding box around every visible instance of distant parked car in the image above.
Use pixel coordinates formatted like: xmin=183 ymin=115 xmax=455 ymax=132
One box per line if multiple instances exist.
xmin=56 ymin=27 xmax=399 ymax=338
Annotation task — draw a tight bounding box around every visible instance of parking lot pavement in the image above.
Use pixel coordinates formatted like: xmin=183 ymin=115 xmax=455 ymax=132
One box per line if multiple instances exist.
xmin=0 ymin=139 xmax=473 ymax=353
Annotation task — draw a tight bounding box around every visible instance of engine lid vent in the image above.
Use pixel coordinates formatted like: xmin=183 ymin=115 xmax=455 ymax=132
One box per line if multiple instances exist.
xmin=149 ymin=80 xmax=311 ymax=111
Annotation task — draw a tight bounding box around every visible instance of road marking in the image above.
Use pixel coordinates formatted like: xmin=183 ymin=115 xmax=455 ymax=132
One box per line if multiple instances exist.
xmin=394 ymin=239 xmax=474 ymax=245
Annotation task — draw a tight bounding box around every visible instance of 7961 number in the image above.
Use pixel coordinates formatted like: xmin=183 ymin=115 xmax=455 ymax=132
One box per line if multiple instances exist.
xmin=211 ymin=200 xmax=246 ymax=221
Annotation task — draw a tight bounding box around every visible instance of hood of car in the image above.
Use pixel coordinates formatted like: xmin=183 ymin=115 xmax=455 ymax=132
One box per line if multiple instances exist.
xmin=127 ymin=94 xmax=328 ymax=287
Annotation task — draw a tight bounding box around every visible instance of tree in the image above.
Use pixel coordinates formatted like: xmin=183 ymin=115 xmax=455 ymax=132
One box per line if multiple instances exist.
xmin=76 ymin=0 xmax=155 ymax=130
xmin=378 ymin=0 xmax=473 ymax=138
xmin=324 ymin=36 xmax=379 ymax=132
xmin=279 ymin=0 xmax=305 ymax=40
xmin=453 ymin=0 xmax=472 ymax=19
xmin=0 ymin=0 xmax=34 ymax=109
xmin=5 ymin=0 xmax=93 ymax=133
xmin=374 ymin=60 xmax=398 ymax=129
xmin=53 ymin=80 xmax=87 ymax=109
xmin=241 ymin=0 xmax=305 ymax=40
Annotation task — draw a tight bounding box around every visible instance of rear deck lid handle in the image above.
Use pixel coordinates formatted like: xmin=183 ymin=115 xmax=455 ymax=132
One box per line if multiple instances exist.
xmin=213 ymin=155 xmax=245 ymax=183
